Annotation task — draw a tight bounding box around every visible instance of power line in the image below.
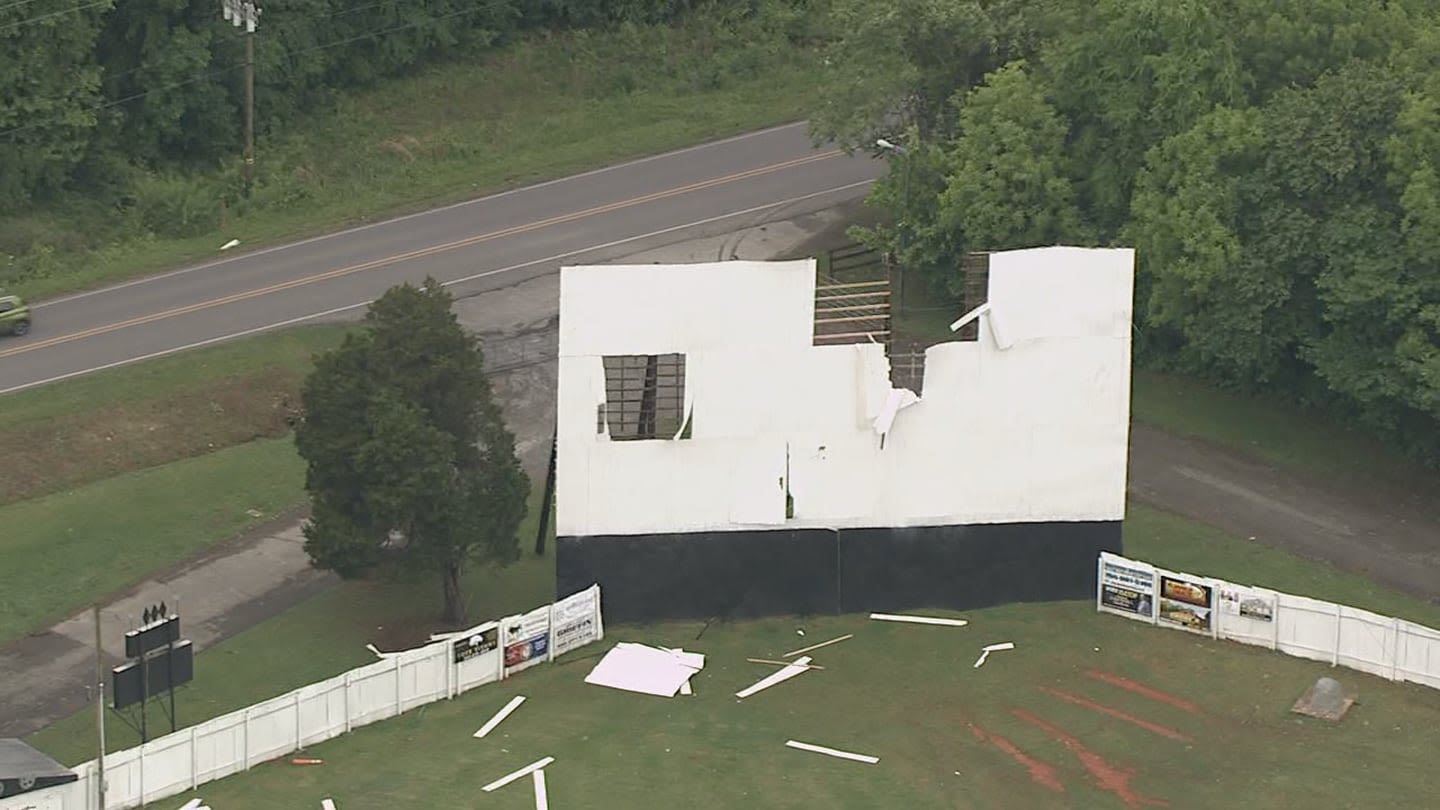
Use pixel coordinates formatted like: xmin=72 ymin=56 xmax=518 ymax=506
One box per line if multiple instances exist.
xmin=0 ymin=0 xmax=57 ymax=17
xmin=0 ymin=0 xmax=109 ymax=33
xmin=0 ymin=63 xmax=245 ymax=140
xmin=2 ymin=1 xmax=503 ymax=140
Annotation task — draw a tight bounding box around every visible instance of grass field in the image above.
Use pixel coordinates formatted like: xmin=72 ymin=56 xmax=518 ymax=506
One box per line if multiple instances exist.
xmin=5 ymin=19 xmax=821 ymax=300
xmin=27 ymin=490 xmax=556 ymax=764
xmin=0 ymin=438 xmax=306 ymax=648
xmin=154 ymin=600 xmax=1440 ymax=810
xmin=0 ymin=325 xmax=349 ymax=504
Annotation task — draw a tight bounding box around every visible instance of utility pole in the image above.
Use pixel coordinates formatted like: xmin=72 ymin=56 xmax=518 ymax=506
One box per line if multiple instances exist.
xmin=93 ymin=604 xmax=106 ymax=810
xmin=222 ymin=0 xmax=261 ymax=198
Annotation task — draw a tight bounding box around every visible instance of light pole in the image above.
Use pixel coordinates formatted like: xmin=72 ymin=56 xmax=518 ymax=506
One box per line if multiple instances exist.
xmin=222 ymin=0 xmax=260 ymax=199
xmin=876 ymin=138 xmax=913 ymax=315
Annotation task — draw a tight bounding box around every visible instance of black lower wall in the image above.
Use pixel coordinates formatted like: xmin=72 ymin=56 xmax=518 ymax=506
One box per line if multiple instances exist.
xmin=557 ymin=520 xmax=1122 ymax=625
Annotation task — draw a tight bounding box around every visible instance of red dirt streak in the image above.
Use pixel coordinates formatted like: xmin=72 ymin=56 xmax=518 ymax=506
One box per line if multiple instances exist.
xmin=1013 ymin=709 xmax=1169 ymax=809
xmin=1041 ymin=687 xmax=1193 ymax=742
xmin=1085 ymin=670 xmax=1203 ymax=715
xmin=967 ymin=722 xmax=1065 ymax=793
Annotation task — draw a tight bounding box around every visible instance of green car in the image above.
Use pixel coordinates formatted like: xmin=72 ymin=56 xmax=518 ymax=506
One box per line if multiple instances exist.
xmin=0 ymin=294 xmax=31 ymax=336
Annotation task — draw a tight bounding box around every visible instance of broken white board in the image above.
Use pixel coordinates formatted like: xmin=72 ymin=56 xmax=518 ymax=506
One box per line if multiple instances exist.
xmin=736 ymin=655 xmax=813 ymax=699
xmin=321 ymin=800 xmax=337 ymax=810
xmin=176 ymin=801 xmax=203 ymax=810
xmin=869 ymin=613 xmax=968 ymax=627
xmin=533 ymin=769 xmax=550 ymax=810
xmin=973 ymin=642 xmax=1016 ymax=669
xmin=785 ymin=739 xmax=880 ymax=765
xmin=482 ymin=757 xmax=555 ymax=793
xmin=474 ymin=695 xmax=526 ymax=739
xmin=666 ymin=648 xmax=704 ymax=696
xmin=585 ymin=642 xmax=703 ymax=698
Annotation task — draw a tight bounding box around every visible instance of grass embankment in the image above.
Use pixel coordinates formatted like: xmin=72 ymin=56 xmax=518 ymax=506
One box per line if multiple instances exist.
xmin=4 ymin=20 xmax=822 ymax=300
xmin=121 ymin=590 xmax=1440 ymax=809
xmin=0 ymin=326 xmax=351 ymax=646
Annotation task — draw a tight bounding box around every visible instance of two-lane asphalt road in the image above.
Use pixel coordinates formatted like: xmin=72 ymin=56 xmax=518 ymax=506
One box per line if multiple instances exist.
xmin=0 ymin=122 xmax=882 ymax=394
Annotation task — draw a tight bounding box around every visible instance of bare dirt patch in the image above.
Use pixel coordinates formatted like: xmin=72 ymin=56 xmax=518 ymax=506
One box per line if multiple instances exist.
xmin=0 ymin=366 xmax=304 ymax=504
xmin=1013 ymin=709 xmax=1170 ymax=809
xmin=1084 ymin=670 xmax=1205 ymax=715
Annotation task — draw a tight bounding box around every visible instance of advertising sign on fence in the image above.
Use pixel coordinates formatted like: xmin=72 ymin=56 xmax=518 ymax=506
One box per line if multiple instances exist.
xmin=453 ymin=624 xmax=500 ymax=664
xmin=1156 ymin=571 xmax=1215 ymax=635
xmin=1218 ymin=584 xmax=1275 ymax=622
xmin=503 ymin=605 xmax=551 ymax=677
xmin=551 ymin=585 xmax=602 ymax=658
xmin=1097 ymin=553 xmax=1157 ymax=622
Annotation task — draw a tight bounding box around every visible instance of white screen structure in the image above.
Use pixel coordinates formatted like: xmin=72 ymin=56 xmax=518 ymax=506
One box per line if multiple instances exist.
xmin=556 ymin=247 xmax=1135 ymax=537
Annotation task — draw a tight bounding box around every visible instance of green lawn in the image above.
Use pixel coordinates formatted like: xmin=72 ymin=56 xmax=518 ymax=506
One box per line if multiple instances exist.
xmin=28 ymin=490 xmax=556 ymax=764
xmin=0 ymin=325 xmax=348 ymax=432
xmin=8 ymin=24 xmax=822 ymax=300
xmin=142 ymin=601 xmax=1440 ymax=810
xmin=0 ymin=438 xmax=306 ymax=647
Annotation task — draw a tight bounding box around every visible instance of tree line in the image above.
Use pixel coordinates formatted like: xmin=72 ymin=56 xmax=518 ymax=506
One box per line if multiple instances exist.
xmin=812 ymin=0 xmax=1440 ymax=465
xmin=0 ymin=0 xmax=735 ymax=214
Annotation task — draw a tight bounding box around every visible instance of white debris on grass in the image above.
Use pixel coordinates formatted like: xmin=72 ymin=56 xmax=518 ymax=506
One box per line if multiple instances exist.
xmin=783 ymin=633 xmax=854 ymax=658
xmin=785 ymin=740 xmax=880 ymax=765
xmin=473 ymin=695 xmax=526 ymax=739
xmin=973 ymin=642 xmax=1016 ymax=669
xmin=482 ymin=757 xmax=555 ymax=793
xmin=533 ymin=769 xmax=550 ymax=810
xmin=584 ymin=643 xmax=705 ymax=698
xmin=869 ymin=613 xmax=968 ymax=627
xmin=736 ymin=656 xmax=814 ymax=699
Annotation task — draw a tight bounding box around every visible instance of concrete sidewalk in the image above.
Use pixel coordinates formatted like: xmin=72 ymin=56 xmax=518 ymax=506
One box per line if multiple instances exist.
xmin=5 ymin=200 xmax=1438 ymax=739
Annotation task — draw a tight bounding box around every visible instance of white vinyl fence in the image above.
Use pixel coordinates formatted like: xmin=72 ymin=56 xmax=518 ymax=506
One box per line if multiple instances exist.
xmin=1 ymin=585 xmax=603 ymax=810
xmin=1097 ymin=552 xmax=1440 ymax=690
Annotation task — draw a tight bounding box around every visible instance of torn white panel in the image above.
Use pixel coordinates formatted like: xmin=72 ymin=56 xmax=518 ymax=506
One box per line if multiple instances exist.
xmin=533 ymin=769 xmax=550 ymax=810
xmin=473 ymin=695 xmax=526 ymax=739
xmin=482 ymin=757 xmax=556 ymax=793
xmin=584 ymin=643 xmax=702 ymax=698
xmin=666 ymin=648 xmax=703 ymax=695
xmin=871 ymin=387 xmax=919 ymax=438
xmin=869 ymin=613 xmax=968 ymax=627
xmin=556 ymin=248 xmax=1135 ymax=536
xmin=949 ymin=301 xmax=991 ymax=334
xmin=785 ymin=740 xmax=880 ymax=765
xmin=177 ymin=801 xmax=204 ymax=810
xmin=736 ymin=656 xmax=814 ymax=699
xmin=321 ymin=800 xmax=337 ymax=810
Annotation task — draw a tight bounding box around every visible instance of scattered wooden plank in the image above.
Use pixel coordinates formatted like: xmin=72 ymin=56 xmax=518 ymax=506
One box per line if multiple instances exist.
xmin=533 ymin=769 xmax=550 ymax=810
xmin=783 ymin=633 xmax=854 ymax=658
xmin=869 ymin=613 xmax=968 ymax=627
xmin=482 ymin=757 xmax=555 ymax=793
xmin=785 ymin=740 xmax=880 ymax=765
xmin=474 ymin=695 xmax=527 ymax=739
xmin=747 ymin=658 xmax=826 ymax=670
xmin=736 ymin=656 xmax=814 ymax=699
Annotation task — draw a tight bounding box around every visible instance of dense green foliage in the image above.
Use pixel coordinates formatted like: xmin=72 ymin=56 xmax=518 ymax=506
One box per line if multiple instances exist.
xmin=295 ymin=279 xmax=527 ymax=624
xmin=818 ymin=0 xmax=1440 ymax=464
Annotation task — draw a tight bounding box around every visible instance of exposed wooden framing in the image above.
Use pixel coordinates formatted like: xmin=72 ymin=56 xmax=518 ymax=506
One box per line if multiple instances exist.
xmin=815 ymin=314 xmax=889 ymax=326
xmin=814 ymin=303 xmax=890 ymax=314
xmin=817 ymin=280 xmax=890 ymax=290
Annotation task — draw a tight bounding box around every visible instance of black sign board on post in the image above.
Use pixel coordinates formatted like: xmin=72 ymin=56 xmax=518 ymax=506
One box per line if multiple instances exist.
xmin=108 ymin=602 xmax=193 ymax=743
xmin=124 ymin=615 xmax=180 ymax=659
xmin=112 ymin=641 xmax=195 ymax=710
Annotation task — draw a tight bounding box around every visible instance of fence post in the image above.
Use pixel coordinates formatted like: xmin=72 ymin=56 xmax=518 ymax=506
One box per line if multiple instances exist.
xmin=593 ymin=586 xmax=605 ymax=642
xmin=547 ymin=603 xmax=557 ymax=663
xmin=294 ymin=690 xmax=303 ymax=751
xmin=242 ymin=709 xmax=250 ymax=771
xmin=393 ymin=654 xmax=403 ymax=716
xmin=343 ymin=672 xmax=352 ymax=734
xmin=190 ymin=726 xmax=198 ymax=790
xmin=138 ymin=744 xmax=145 ymax=809
xmin=1271 ymin=595 xmax=1281 ymax=650
xmin=446 ymin=641 xmax=455 ymax=700
xmin=1332 ymin=603 xmax=1343 ymax=667
xmin=1391 ymin=618 xmax=1403 ymax=682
